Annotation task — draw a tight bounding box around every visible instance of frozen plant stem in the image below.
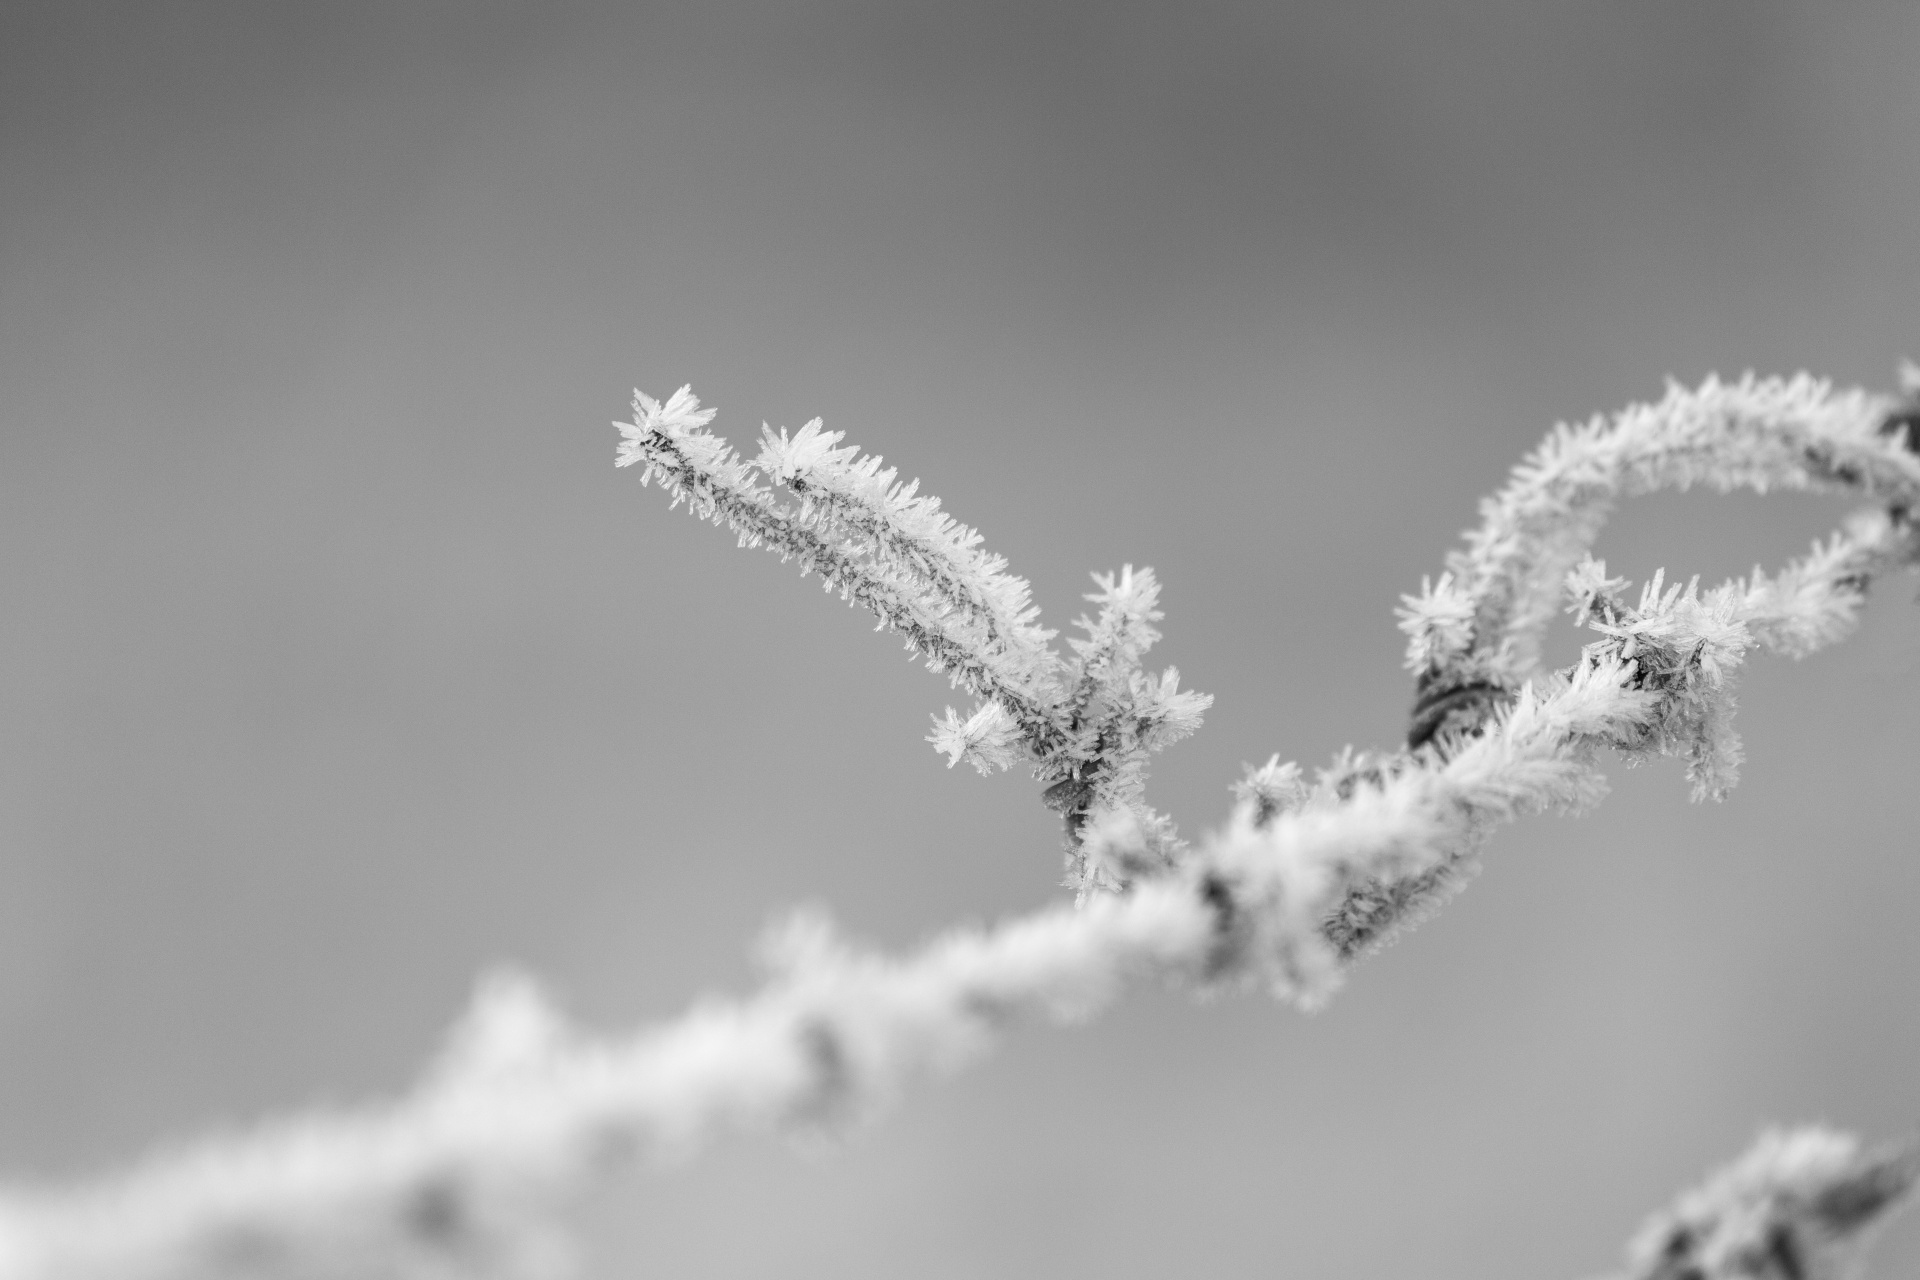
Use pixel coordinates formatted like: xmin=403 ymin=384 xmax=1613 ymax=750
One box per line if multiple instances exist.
xmin=0 ymin=371 xmax=1916 ymax=1279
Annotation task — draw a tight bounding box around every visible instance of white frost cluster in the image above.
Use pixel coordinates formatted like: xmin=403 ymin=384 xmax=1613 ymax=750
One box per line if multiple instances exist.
xmin=0 ymin=373 xmax=1913 ymax=1278
xmin=926 ymin=700 xmax=1025 ymax=775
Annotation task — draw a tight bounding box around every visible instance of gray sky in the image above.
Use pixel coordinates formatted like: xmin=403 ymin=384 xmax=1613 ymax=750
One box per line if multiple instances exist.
xmin=2 ymin=3 xmax=1918 ymax=1276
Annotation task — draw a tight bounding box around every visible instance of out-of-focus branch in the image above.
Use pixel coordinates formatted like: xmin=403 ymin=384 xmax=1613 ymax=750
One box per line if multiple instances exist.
xmin=1617 ymin=1127 xmax=1920 ymax=1280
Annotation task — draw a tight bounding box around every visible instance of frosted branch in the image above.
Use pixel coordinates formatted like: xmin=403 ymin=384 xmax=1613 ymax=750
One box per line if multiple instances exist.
xmin=0 ymin=372 xmax=1913 ymax=1277
xmin=618 ymin=388 xmax=1069 ymax=751
xmin=753 ymin=418 xmax=1061 ymax=704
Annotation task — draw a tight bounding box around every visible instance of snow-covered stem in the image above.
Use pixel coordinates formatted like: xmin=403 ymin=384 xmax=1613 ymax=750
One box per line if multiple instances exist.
xmin=0 ymin=371 xmax=1913 ymax=1278
xmin=753 ymin=418 xmax=1060 ymax=694
xmin=618 ymin=388 xmax=1070 ymax=754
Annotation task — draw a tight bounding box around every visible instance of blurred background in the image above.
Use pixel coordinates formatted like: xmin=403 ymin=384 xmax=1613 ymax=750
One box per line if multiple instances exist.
xmin=2 ymin=2 xmax=1918 ymax=1276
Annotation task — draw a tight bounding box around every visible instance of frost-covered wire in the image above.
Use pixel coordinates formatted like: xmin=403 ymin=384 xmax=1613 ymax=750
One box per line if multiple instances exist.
xmin=0 ymin=372 xmax=1913 ymax=1278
